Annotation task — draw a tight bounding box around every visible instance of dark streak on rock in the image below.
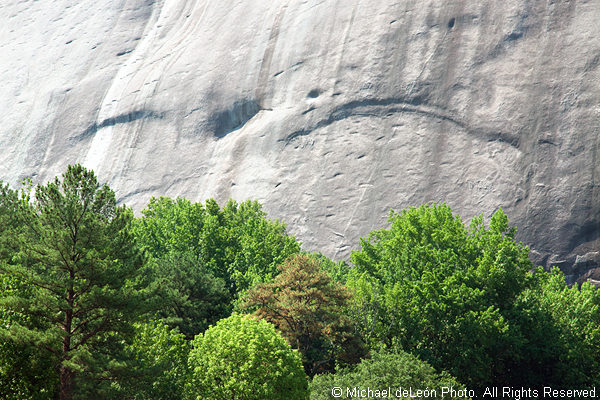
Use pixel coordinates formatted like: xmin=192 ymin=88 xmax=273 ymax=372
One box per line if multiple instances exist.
xmin=505 ymin=31 xmax=524 ymax=42
xmin=116 ymin=49 xmax=134 ymax=57
xmin=210 ymin=99 xmax=260 ymax=138
xmin=282 ymin=97 xmax=519 ymax=148
xmin=302 ymin=106 xmax=316 ymax=115
xmin=538 ymin=138 xmax=557 ymax=146
xmin=307 ymin=89 xmax=321 ymax=98
xmin=77 ymin=110 xmax=163 ymax=140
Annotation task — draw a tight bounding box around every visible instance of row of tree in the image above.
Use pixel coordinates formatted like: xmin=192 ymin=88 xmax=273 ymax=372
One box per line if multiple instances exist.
xmin=1 ymin=165 xmax=599 ymax=399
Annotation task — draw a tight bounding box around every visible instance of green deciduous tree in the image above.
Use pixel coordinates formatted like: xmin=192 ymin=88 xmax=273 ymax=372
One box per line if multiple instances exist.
xmin=347 ymin=204 xmax=532 ymax=388
xmin=113 ymin=321 xmax=190 ymax=400
xmin=187 ymin=314 xmax=308 ymax=400
xmin=134 ymin=197 xmax=300 ymax=294
xmin=510 ymin=267 xmax=600 ymax=387
xmin=243 ymin=254 xmax=365 ymax=377
xmin=133 ymin=197 xmax=301 ymax=337
xmin=0 ymin=165 xmax=147 ymax=400
xmin=310 ymin=350 xmax=467 ymax=400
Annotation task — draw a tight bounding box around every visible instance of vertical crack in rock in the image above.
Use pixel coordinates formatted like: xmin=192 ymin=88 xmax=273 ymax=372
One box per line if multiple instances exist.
xmin=84 ymin=0 xmax=166 ymax=173
xmin=255 ymin=2 xmax=288 ymax=108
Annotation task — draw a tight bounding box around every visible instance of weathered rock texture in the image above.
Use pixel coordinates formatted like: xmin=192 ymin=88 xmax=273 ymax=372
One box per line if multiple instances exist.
xmin=1 ymin=0 xmax=599 ymax=281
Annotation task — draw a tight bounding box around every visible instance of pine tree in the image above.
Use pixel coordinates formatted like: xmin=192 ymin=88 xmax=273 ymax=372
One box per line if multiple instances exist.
xmin=0 ymin=165 xmax=147 ymax=400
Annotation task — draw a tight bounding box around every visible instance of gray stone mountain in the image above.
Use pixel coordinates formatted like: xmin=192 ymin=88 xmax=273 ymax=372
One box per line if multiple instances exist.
xmin=1 ymin=0 xmax=599 ymax=282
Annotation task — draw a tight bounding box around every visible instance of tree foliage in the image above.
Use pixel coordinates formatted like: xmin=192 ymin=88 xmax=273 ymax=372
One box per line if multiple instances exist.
xmin=243 ymin=254 xmax=365 ymax=377
xmin=347 ymin=204 xmax=532 ymax=387
xmin=113 ymin=321 xmax=190 ymax=400
xmin=148 ymin=251 xmax=230 ymax=339
xmin=310 ymin=350 xmax=467 ymax=400
xmin=510 ymin=267 xmax=600 ymax=387
xmin=3 ymin=165 xmax=600 ymax=396
xmin=134 ymin=197 xmax=300 ymax=293
xmin=187 ymin=314 xmax=308 ymax=400
xmin=0 ymin=273 xmax=57 ymax=399
xmin=0 ymin=165 xmax=147 ymax=400
xmin=132 ymin=197 xmax=301 ymax=337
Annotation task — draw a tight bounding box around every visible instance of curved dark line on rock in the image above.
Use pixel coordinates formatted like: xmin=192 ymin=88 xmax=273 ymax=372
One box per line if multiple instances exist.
xmin=283 ymin=98 xmax=519 ymax=147
xmin=77 ymin=110 xmax=163 ymax=140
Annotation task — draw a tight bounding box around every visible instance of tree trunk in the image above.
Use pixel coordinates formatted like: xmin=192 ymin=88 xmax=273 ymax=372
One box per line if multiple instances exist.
xmin=59 ymin=365 xmax=74 ymax=400
xmin=61 ymin=273 xmax=74 ymax=400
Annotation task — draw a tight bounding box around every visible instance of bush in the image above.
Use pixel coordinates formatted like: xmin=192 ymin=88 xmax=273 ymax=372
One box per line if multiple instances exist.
xmin=187 ymin=314 xmax=308 ymax=400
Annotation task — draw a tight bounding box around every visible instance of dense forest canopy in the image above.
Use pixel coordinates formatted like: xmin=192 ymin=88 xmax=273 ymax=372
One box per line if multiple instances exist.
xmin=1 ymin=165 xmax=599 ymax=399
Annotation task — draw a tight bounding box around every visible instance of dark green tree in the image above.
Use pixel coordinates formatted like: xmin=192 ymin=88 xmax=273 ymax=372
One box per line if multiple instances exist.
xmin=0 ymin=182 xmax=57 ymax=399
xmin=0 ymin=274 xmax=58 ymax=399
xmin=149 ymin=251 xmax=230 ymax=339
xmin=0 ymin=165 xmax=147 ymax=400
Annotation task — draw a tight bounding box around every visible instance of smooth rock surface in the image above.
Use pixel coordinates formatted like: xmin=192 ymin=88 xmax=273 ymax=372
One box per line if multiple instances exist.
xmin=1 ymin=0 xmax=599 ymax=279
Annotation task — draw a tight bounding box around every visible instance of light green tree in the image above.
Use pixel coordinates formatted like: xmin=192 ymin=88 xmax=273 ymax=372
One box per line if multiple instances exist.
xmin=347 ymin=204 xmax=532 ymax=388
xmin=187 ymin=314 xmax=308 ymax=400
xmin=113 ymin=321 xmax=190 ymax=400
xmin=310 ymin=350 xmax=467 ymax=400
xmin=132 ymin=197 xmax=301 ymax=338
xmin=134 ymin=197 xmax=300 ymax=294
xmin=512 ymin=267 xmax=600 ymax=387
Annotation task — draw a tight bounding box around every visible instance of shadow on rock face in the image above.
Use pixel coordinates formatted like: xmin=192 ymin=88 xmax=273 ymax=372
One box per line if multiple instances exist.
xmin=210 ymin=99 xmax=260 ymax=138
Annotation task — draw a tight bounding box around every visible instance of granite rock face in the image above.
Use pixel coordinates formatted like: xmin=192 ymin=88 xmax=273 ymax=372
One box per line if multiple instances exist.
xmin=1 ymin=0 xmax=599 ymax=280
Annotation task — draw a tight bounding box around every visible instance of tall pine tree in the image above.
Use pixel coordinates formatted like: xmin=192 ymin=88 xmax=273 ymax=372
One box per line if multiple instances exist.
xmin=0 ymin=165 xmax=147 ymax=400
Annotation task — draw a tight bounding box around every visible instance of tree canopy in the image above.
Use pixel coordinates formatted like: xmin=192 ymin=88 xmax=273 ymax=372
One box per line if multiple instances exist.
xmin=133 ymin=197 xmax=300 ymax=293
xmin=2 ymin=166 xmax=600 ymax=397
xmin=187 ymin=314 xmax=308 ymax=400
xmin=348 ymin=204 xmax=533 ymax=387
xmin=0 ymin=165 xmax=147 ymax=400
xmin=243 ymin=254 xmax=365 ymax=377
xmin=132 ymin=197 xmax=301 ymax=338
xmin=310 ymin=350 xmax=467 ymax=400
xmin=113 ymin=321 xmax=190 ymax=400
